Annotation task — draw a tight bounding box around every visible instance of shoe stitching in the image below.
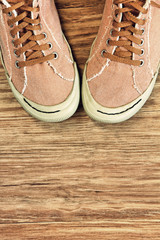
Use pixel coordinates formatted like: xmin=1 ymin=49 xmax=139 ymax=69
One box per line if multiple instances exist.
xmin=21 ymin=0 xmax=74 ymax=95
xmin=0 ymin=3 xmax=12 ymax=75
xmin=22 ymin=65 xmax=28 ymax=95
xmin=87 ymin=0 xmax=114 ymax=63
xmin=86 ymin=2 xmax=123 ymax=82
xmin=87 ymin=59 xmax=110 ymax=82
xmin=87 ymin=24 xmax=110 ymax=63
xmin=147 ymin=4 xmax=154 ymax=77
xmin=131 ymin=4 xmax=154 ymax=94
xmin=38 ymin=0 xmax=74 ymax=82
xmin=40 ymin=0 xmax=73 ymax=64
xmin=47 ymin=61 xmax=74 ymax=82
xmin=131 ymin=65 xmax=142 ymax=94
xmin=1 ymin=1 xmax=28 ymax=93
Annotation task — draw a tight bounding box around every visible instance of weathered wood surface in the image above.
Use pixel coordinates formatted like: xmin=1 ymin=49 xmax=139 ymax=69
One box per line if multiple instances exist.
xmin=0 ymin=0 xmax=160 ymax=239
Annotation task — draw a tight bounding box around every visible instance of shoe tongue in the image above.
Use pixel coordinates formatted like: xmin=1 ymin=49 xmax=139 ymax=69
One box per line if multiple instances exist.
xmin=7 ymin=0 xmax=33 ymax=14
xmin=114 ymin=0 xmax=146 ymax=58
xmin=122 ymin=0 xmax=146 ymax=19
xmin=127 ymin=0 xmax=146 ymax=16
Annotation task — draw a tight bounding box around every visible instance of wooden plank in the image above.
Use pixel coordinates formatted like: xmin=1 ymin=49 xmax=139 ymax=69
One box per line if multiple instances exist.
xmin=0 ymin=222 xmax=160 ymax=240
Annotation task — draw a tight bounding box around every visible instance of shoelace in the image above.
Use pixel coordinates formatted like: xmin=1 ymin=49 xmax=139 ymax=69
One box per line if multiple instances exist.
xmin=102 ymin=0 xmax=160 ymax=66
xmin=2 ymin=1 xmax=57 ymax=68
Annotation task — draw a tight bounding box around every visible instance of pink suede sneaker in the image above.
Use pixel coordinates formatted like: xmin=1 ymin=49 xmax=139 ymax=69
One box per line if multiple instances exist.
xmin=82 ymin=0 xmax=160 ymax=123
xmin=0 ymin=0 xmax=79 ymax=122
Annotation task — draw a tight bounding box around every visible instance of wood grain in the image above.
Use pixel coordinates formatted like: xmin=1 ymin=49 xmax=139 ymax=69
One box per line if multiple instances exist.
xmin=0 ymin=0 xmax=160 ymax=239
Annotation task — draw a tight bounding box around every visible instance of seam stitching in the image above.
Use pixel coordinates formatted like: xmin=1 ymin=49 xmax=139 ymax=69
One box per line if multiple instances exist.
xmin=147 ymin=4 xmax=154 ymax=77
xmin=0 ymin=2 xmax=12 ymax=78
xmin=86 ymin=2 xmax=123 ymax=82
xmin=87 ymin=59 xmax=110 ymax=82
xmin=47 ymin=61 xmax=74 ymax=82
xmin=40 ymin=0 xmax=73 ymax=64
xmin=131 ymin=65 xmax=142 ymax=94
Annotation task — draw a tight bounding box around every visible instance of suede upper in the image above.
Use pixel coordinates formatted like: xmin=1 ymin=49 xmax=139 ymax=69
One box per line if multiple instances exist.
xmin=0 ymin=0 xmax=74 ymax=106
xmin=86 ymin=0 xmax=160 ymax=108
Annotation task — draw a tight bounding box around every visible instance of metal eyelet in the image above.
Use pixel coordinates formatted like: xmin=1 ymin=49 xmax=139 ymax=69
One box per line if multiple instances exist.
xmin=139 ymin=49 xmax=144 ymax=56
xmin=139 ymin=59 xmax=144 ymax=67
xmin=141 ymin=28 xmax=145 ymax=35
xmin=110 ymin=29 xmax=114 ymax=36
xmin=48 ymin=42 xmax=53 ymax=50
xmin=8 ymin=12 xmax=12 ymax=17
xmin=53 ymin=52 xmax=58 ymax=60
xmin=15 ymin=61 xmax=20 ymax=69
xmin=10 ymin=32 xmax=15 ymax=39
xmin=139 ymin=39 xmax=144 ymax=46
xmin=12 ymin=40 xmax=15 ymax=46
xmin=14 ymin=50 xmax=20 ymax=58
xmin=42 ymin=32 xmax=47 ymax=40
xmin=101 ymin=49 xmax=107 ymax=58
xmin=12 ymin=40 xmax=17 ymax=48
xmin=39 ymin=23 xmax=42 ymax=30
xmin=106 ymin=38 xmax=111 ymax=46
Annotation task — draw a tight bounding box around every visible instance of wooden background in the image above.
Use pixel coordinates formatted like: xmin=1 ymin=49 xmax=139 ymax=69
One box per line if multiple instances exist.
xmin=0 ymin=0 xmax=160 ymax=239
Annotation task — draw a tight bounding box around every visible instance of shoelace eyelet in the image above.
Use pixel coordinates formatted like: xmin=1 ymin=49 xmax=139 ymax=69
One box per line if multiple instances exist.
xmin=141 ymin=28 xmax=145 ymax=35
xmin=42 ymin=32 xmax=47 ymax=40
xmin=10 ymin=32 xmax=15 ymax=39
xmin=106 ymin=38 xmax=111 ymax=46
xmin=12 ymin=40 xmax=15 ymax=46
xmin=139 ymin=49 xmax=144 ymax=56
xmin=4 ymin=3 xmax=62 ymax=68
xmin=53 ymin=52 xmax=58 ymax=60
xmin=48 ymin=42 xmax=53 ymax=50
xmin=139 ymin=39 xmax=144 ymax=46
xmin=101 ymin=49 xmax=107 ymax=58
xmin=15 ymin=61 xmax=20 ymax=69
xmin=139 ymin=59 xmax=144 ymax=67
xmin=39 ymin=23 xmax=42 ymax=30
xmin=110 ymin=29 xmax=114 ymax=37
xmin=14 ymin=50 xmax=20 ymax=58
xmin=12 ymin=40 xmax=17 ymax=48
xmin=8 ymin=12 xmax=12 ymax=17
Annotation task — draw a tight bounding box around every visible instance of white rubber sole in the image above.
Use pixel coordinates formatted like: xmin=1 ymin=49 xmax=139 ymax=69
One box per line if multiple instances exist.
xmin=82 ymin=62 xmax=160 ymax=124
xmin=0 ymin=48 xmax=80 ymax=123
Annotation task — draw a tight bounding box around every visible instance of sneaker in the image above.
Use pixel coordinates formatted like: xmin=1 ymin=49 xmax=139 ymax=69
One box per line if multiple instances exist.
xmin=0 ymin=0 xmax=79 ymax=122
xmin=82 ymin=0 xmax=160 ymax=123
